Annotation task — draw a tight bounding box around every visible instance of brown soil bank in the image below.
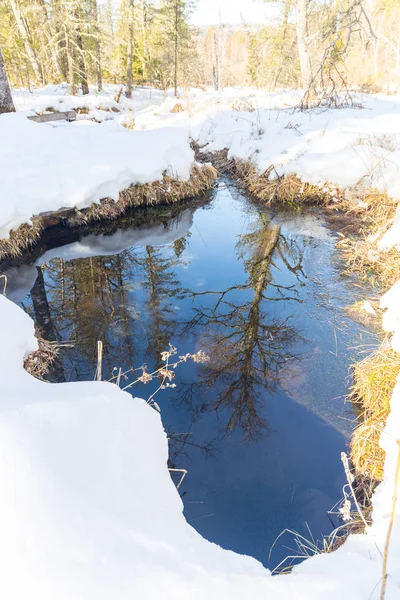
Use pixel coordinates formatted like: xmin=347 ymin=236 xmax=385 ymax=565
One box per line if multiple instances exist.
xmin=0 ymin=163 xmax=217 ymax=264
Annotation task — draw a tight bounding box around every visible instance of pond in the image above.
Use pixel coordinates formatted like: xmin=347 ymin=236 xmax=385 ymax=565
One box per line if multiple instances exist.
xmin=5 ymin=179 xmax=376 ymax=570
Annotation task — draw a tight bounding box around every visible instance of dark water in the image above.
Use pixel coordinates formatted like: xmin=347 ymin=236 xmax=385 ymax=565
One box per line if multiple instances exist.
xmin=8 ymin=180 xmax=376 ymax=570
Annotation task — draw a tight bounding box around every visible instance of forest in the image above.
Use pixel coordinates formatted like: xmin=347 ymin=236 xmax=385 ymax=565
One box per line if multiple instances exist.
xmin=1 ymin=0 xmax=400 ymax=105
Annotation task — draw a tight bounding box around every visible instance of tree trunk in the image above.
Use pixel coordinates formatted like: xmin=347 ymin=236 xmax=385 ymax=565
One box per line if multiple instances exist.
xmin=92 ymin=0 xmax=102 ymax=91
xmin=213 ymin=27 xmax=220 ymax=91
xmin=75 ymin=9 xmax=89 ymax=95
xmin=8 ymin=0 xmax=44 ymax=85
xmin=141 ymin=0 xmax=147 ymax=81
xmin=272 ymin=0 xmax=292 ymax=89
xmin=174 ymin=0 xmax=179 ymax=97
xmin=35 ymin=0 xmax=63 ymax=81
xmin=296 ymin=0 xmax=313 ymax=89
xmin=0 ymin=45 xmax=15 ymax=113
xmin=126 ymin=0 xmax=135 ymax=98
xmin=65 ymin=30 xmax=77 ymax=95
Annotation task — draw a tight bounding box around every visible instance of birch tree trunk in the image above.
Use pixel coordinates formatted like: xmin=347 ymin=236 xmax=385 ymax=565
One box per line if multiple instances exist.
xmin=0 ymin=46 xmax=15 ymax=113
xmin=296 ymin=0 xmax=313 ymax=89
xmin=8 ymin=0 xmax=44 ymax=84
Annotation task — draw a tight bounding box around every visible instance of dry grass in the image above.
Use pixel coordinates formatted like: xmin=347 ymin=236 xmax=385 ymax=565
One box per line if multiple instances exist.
xmin=68 ymin=164 xmax=216 ymax=226
xmin=75 ymin=107 xmax=90 ymax=115
xmin=24 ymin=338 xmax=60 ymax=381
xmin=170 ymin=103 xmax=184 ymax=113
xmin=350 ymin=345 xmax=400 ymax=482
xmin=0 ymin=219 xmax=44 ymax=259
xmin=205 ymin=150 xmax=343 ymax=206
xmin=0 ymin=164 xmax=217 ymax=261
xmin=337 ymin=188 xmax=400 ymax=290
xmin=231 ymin=99 xmax=256 ymax=112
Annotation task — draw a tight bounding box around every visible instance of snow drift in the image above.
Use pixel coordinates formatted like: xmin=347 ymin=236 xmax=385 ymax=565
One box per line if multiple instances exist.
xmin=0 ymin=111 xmax=194 ymax=240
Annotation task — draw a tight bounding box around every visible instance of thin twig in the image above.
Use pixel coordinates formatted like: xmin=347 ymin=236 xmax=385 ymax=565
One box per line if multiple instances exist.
xmin=168 ymin=468 xmax=188 ymax=489
xmin=96 ymin=340 xmax=103 ymax=382
xmin=341 ymin=452 xmax=369 ymax=529
xmin=380 ymin=440 xmax=400 ymax=600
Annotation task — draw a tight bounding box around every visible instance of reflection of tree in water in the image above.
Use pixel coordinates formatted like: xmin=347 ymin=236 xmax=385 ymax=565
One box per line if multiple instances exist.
xmin=26 ymin=244 xmax=185 ymax=380
xmin=139 ymin=246 xmax=182 ymax=365
xmin=181 ymin=215 xmax=305 ymax=440
xmin=29 ymin=265 xmax=66 ymax=383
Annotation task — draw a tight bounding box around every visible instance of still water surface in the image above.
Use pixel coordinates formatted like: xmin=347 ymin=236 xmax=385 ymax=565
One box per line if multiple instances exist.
xmin=11 ymin=180 xmax=375 ymax=569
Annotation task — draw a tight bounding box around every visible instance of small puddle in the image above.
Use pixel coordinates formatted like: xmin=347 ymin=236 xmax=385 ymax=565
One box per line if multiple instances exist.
xmin=6 ymin=179 xmax=377 ymax=570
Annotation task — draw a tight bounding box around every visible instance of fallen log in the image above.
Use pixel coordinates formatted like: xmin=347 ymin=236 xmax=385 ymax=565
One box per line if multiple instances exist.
xmin=27 ymin=110 xmax=77 ymax=123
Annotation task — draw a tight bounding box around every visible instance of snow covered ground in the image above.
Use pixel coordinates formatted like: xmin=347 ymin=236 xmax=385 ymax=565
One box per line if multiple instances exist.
xmin=0 ymin=110 xmax=193 ymax=240
xmin=1 ymin=84 xmax=400 ymax=598
xmin=3 ymin=83 xmax=400 ymax=242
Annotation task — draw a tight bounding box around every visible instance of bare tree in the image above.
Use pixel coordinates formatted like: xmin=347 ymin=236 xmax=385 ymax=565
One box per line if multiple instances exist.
xmin=8 ymin=0 xmax=44 ymax=84
xmin=74 ymin=6 xmax=89 ymax=95
xmin=0 ymin=45 xmax=15 ymax=113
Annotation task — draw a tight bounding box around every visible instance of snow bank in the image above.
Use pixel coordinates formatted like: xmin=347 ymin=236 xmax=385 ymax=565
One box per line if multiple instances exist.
xmin=0 ymin=111 xmax=193 ymax=240
xmin=191 ymin=95 xmax=400 ymax=202
xmin=1 ymin=285 xmax=400 ymax=598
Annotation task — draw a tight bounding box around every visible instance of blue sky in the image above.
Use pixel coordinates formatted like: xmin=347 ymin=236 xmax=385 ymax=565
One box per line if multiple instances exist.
xmin=190 ymin=0 xmax=280 ymax=26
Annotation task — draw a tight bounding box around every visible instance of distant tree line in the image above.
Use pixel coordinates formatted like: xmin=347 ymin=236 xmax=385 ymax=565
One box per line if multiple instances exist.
xmin=1 ymin=0 xmax=400 ymax=109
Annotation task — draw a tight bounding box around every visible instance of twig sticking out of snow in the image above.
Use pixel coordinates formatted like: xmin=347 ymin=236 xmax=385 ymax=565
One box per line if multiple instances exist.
xmin=380 ymin=441 xmax=400 ymax=600
xmin=341 ymin=452 xmax=369 ymax=529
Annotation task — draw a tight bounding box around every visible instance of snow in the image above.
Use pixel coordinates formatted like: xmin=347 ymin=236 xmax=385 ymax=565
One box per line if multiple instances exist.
xmin=379 ymin=205 xmax=400 ymax=251
xmin=1 ymin=83 xmax=400 ymax=598
xmin=0 ymin=111 xmax=193 ymax=240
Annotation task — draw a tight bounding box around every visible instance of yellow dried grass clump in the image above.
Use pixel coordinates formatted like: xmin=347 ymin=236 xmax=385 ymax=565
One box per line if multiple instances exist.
xmin=351 ymin=346 xmax=400 ymax=481
xmin=211 ymin=152 xmax=341 ymax=205
xmin=170 ymin=103 xmax=184 ymax=113
xmin=24 ymin=338 xmax=60 ymax=381
xmin=71 ymin=163 xmax=217 ymax=226
xmin=337 ymin=188 xmax=400 ymax=290
xmin=0 ymin=219 xmax=44 ymax=259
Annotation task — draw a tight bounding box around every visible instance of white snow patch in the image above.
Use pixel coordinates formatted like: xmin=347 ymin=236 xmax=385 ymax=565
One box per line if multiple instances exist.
xmin=0 ymin=111 xmax=193 ymax=240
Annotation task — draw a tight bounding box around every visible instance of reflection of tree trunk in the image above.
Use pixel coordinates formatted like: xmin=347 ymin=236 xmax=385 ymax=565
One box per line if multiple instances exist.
xmin=242 ymin=225 xmax=280 ymax=358
xmin=31 ymin=266 xmax=65 ymax=383
xmin=252 ymin=225 xmax=280 ymax=306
